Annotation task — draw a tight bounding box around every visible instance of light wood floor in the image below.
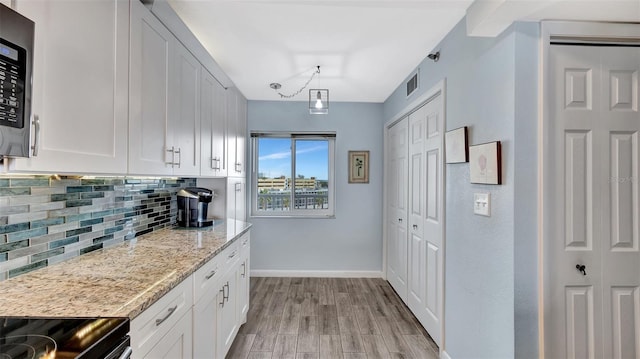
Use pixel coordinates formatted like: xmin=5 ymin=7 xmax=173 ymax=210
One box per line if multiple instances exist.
xmin=226 ymin=277 xmax=439 ymax=359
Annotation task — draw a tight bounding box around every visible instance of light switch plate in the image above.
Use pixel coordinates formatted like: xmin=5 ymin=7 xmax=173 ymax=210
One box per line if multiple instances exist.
xmin=474 ymin=193 xmax=491 ymax=216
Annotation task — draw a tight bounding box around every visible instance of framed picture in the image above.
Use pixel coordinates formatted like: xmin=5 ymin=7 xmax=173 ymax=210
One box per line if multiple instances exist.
xmin=348 ymin=150 xmax=369 ymax=183
xmin=445 ymin=126 xmax=469 ymax=163
xmin=469 ymin=141 xmax=502 ymax=185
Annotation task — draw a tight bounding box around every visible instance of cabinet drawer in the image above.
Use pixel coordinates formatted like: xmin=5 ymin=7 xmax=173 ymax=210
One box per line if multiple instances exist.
xmin=130 ymin=277 xmax=194 ymax=358
xmin=222 ymin=239 xmax=240 ymax=267
xmin=193 ymin=252 xmax=223 ymax=303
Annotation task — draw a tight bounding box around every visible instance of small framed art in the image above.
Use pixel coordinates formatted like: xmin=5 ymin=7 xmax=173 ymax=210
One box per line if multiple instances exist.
xmin=445 ymin=126 xmax=469 ymax=163
xmin=348 ymin=151 xmax=369 ymax=183
xmin=469 ymin=141 xmax=502 ymax=185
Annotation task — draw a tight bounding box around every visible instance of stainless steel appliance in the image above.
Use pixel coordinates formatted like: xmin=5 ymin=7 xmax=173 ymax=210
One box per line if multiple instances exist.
xmin=0 ymin=317 xmax=131 ymax=358
xmin=177 ymin=187 xmax=214 ymax=228
xmin=0 ymin=4 xmax=34 ymax=158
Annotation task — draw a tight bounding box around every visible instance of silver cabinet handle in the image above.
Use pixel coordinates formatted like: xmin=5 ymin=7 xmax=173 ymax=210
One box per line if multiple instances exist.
xmin=205 ymin=269 xmax=217 ymax=280
xmin=398 ymin=218 xmax=402 ymax=223
xmin=223 ymin=282 xmax=230 ymax=302
xmin=235 ymin=162 xmax=241 ymax=172
xmin=219 ymin=288 xmax=225 ymax=307
xmin=166 ymin=146 xmax=175 ymax=167
xmin=31 ymin=115 xmax=40 ymax=157
xmin=241 ymin=262 xmax=246 ymax=278
xmin=228 ymin=251 xmax=237 ymax=259
xmin=175 ymin=147 xmax=181 ymax=168
xmin=211 ymin=157 xmax=221 ymax=170
xmin=155 ymin=305 xmax=177 ymax=326
xmin=413 ymin=224 xmax=418 ymax=230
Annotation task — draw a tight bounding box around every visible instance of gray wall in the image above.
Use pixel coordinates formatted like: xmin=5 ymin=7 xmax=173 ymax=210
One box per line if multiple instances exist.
xmin=247 ymin=101 xmax=385 ymax=273
xmin=383 ymin=20 xmax=539 ymax=359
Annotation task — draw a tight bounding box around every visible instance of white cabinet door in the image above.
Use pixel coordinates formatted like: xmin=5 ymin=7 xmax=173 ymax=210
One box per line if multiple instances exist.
xmin=237 ymin=234 xmax=250 ymax=323
xmin=217 ymin=268 xmax=239 ymax=359
xmin=129 ymin=0 xmax=172 ymax=176
xmin=142 ymin=310 xmax=193 ymax=359
xmin=227 ymin=177 xmax=246 ymax=222
xmin=170 ymin=42 xmax=200 ymax=176
xmin=10 ymin=0 xmax=128 ymax=174
xmin=226 ymin=88 xmax=247 ymax=177
xmin=193 ymin=282 xmax=220 ymax=359
xmin=200 ymin=69 xmax=227 ymax=177
xmin=226 ymin=88 xmax=238 ymax=175
xmin=235 ymin=91 xmax=247 ymax=177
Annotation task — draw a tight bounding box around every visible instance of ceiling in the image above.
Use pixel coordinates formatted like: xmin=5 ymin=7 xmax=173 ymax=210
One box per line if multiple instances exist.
xmin=167 ymin=0 xmax=640 ymax=103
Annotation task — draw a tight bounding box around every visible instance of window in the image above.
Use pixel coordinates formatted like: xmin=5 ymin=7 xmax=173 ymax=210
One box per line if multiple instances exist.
xmin=251 ymin=132 xmax=335 ymax=217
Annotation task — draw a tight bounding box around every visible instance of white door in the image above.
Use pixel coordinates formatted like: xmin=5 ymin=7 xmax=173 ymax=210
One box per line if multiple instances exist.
xmin=11 ymin=0 xmax=128 ymax=174
xmin=387 ymin=118 xmax=409 ymax=300
xmin=407 ymin=93 xmax=444 ymax=346
xmin=546 ymin=41 xmax=640 ymax=359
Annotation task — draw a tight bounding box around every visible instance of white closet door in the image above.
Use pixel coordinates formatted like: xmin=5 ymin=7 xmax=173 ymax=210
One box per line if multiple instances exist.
xmin=387 ymin=118 xmax=409 ymax=300
xmin=407 ymin=92 xmax=444 ymax=346
xmin=546 ymin=42 xmax=640 ymax=359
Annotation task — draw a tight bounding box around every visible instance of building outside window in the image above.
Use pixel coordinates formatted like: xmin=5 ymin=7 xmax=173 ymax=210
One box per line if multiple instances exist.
xmin=250 ymin=132 xmax=335 ymax=217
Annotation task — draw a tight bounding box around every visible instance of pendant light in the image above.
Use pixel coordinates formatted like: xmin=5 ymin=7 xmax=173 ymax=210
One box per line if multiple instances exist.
xmin=269 ymin=65 xmax=329 ymax=115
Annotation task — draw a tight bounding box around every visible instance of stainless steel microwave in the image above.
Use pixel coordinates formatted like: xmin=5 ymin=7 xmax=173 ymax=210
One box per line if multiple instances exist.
xmin=0 ymin=3 xmax=33 ymax=158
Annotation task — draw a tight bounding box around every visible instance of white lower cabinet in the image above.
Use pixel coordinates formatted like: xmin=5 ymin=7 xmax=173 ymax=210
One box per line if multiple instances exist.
xmin=237 ymin=234 xmax=250 ymax=322
xmin=131 ymin=231 xmax=250 ymax=359
xmin=193 ymin=235 xmax=243 ymax=359
xmin=143 ymin=309 xmax=193 ymax=359
xmin=216 ymin=267 xmax=239 ymax=358
xmin=130 ymin=278 xmax=193 ymax=359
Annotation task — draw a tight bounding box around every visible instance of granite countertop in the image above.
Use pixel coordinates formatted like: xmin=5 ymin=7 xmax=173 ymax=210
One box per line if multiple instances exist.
xmin=0 ymin=219 xmax=251 ymax=319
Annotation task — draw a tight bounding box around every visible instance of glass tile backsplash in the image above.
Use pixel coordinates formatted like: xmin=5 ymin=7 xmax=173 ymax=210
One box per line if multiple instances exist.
xmin=0 ymin=176 xmax=196 ymax=281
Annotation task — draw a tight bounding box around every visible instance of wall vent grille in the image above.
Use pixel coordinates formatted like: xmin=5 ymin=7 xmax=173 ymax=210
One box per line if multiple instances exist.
xmin=406 ymin=71 xmax=418 ymax=97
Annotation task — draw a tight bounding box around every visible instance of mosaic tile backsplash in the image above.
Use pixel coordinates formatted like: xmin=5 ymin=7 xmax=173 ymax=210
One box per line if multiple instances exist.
xmin=0 ymin=176 xmax=196 ymax=281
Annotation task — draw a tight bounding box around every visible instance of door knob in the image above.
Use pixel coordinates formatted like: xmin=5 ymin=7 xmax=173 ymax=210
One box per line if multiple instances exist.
xmin=576 ymin=264 xmax=587 ymax=276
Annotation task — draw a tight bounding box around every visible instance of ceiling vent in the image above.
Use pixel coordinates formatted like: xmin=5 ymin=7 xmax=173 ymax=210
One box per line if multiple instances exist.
xmin=406 ymin=70 xmax=419 ymax=98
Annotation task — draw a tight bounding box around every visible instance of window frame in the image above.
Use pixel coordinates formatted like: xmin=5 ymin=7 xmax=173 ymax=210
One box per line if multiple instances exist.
xmin=250 ymin=131 xmax=336 ymax=218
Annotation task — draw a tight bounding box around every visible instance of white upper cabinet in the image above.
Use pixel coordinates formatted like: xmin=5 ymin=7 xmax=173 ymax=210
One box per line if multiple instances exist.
xmin=170 ymin=42 xmax=201 ymax=176
xmin=9 ymin=0 xmax=128 ymax=174
xmin=200 ymin=69 xmax=227 ymax=177
xmin=129 ymin=0 xmax=172 ymax=176
xmin=226 ymin=88 xmax=247 ymax=177
xmin=130 ymin=1 xmax=201 ymax=177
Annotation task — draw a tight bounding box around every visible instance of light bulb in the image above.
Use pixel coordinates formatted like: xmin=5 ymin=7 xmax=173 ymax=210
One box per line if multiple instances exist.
xmin=315 ymin=91 xmax=323 ymax=109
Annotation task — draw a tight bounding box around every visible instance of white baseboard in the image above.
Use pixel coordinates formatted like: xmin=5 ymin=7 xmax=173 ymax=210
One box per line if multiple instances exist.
xmin=250 ymin=270 xmax=383 ymax=278
xmin=441 ymin=349 xmax=453 ymax=359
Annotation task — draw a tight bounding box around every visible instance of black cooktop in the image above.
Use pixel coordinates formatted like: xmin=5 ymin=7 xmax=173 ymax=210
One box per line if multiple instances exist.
xmin=0 ymin=317 xmax=129 ymax=359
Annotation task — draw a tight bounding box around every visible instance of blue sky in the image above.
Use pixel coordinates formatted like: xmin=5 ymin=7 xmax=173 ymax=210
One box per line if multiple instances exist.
xmin=258 ymin=138 xmax=328 ymax=180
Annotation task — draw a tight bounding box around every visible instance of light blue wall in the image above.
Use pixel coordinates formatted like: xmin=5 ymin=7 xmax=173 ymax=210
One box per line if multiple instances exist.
xmin=247 ymin=101 xmax=384 ymax=273
xmin=383 ymin=19 xmax=539 ymax=359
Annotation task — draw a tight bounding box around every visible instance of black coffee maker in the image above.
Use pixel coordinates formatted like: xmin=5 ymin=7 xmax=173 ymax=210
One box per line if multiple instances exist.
xmin=177 ymin=187 xmax=214 ymax=228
